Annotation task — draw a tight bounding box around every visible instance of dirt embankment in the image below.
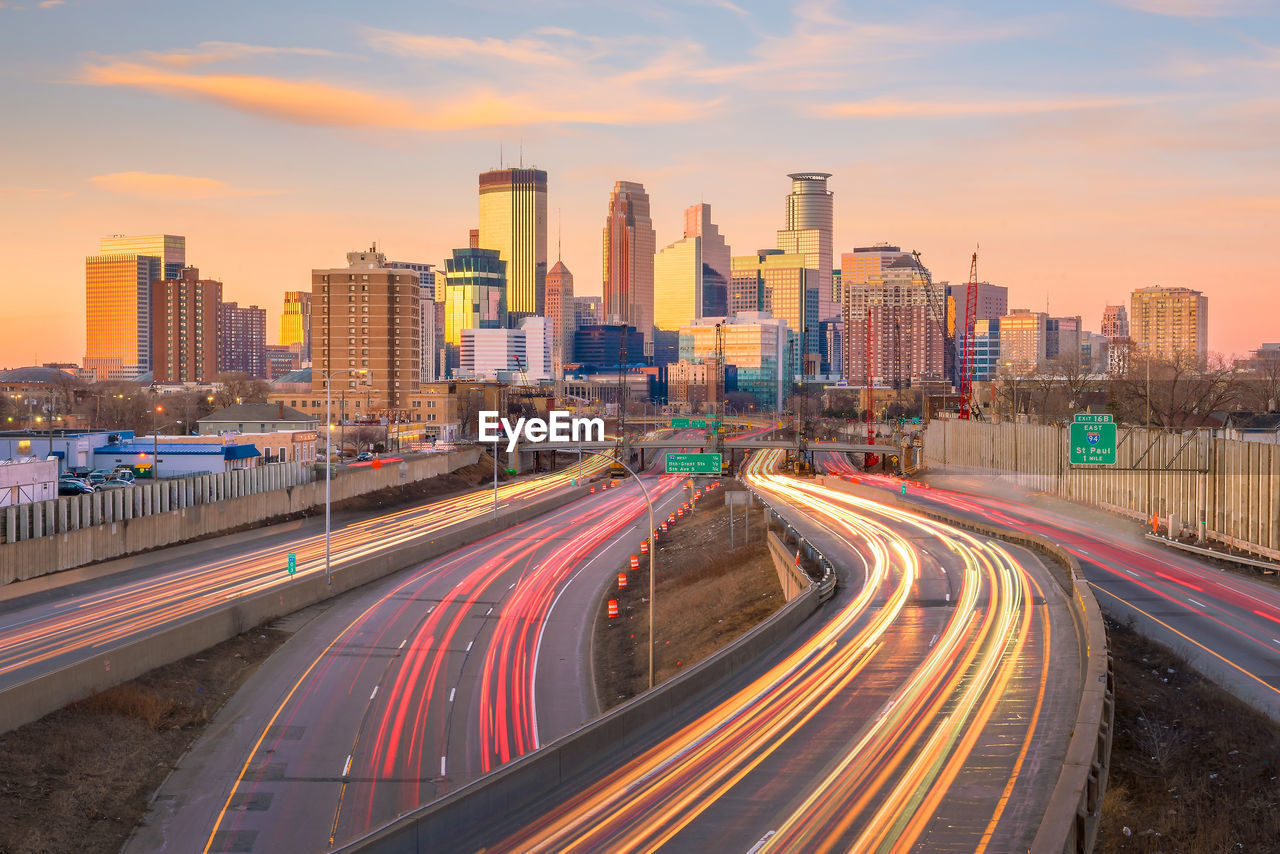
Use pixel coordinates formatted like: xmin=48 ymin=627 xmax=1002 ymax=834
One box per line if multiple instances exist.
xmin=1099 ymin=620 xmax=1280 ymax=853
xmin=593 ymin=485 xmax=783 ymax=709
xmin=0 ymin=628 xmax=289 ymax=854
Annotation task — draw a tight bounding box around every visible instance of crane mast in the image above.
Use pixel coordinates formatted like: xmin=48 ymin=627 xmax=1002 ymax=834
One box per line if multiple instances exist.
xmin=958 ymin=250 xmax=979 ymax=420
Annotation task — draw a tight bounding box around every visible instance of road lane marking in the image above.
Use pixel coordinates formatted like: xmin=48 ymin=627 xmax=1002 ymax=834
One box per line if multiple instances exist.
xmin=369 ymin=686 xmax=378 ymax=700
xmin=929 ymin=633 xmax=939 ymax=647
xmin=747 ymin=831 xmax=776 ymax=853
xmin=465 ymin=640 xmax=473 ymax=652
xmin=440 ymin=756 xmax=447 ymax=777
xmin=399 ymin=639 xmax=406 ymax=649
xmin=342 ymin=755 xmax=352 ymax=777
xmin=1188 ymin=598 xmax=1207 ymax=609
xmin=486 ymin=606 xmax=493 ymax=616
xmin=449 ymin=687 xmax=456 ymax=702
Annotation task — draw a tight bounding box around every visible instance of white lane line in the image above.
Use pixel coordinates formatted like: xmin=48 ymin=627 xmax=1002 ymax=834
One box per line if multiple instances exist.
xmin=929 ymin=633 xmax=939 ymax=648
xmin=1125 ymin=569 xmax=1139 ymax=577
xmin=440 ymin=756 xmax=447 ymax=777
xmin=399 ymin=639 xmax=407 ymax=649
xmin=342 ymin=755 xmax=352 ymax=777
xmin=427 ymin=605 xmax=435 ymax=614
xmin=1272 ymin=638 xmax=1280 ymax=646
xmin=465 ymin=640 xmax=473 ymax=652
xmin=369 ymin=686 xmax=378 ymax=701
xmin=1188 ymin=598 xmax=1207 ymax=609
xmin=486 ymin=606 xmax=493 ymax=616
xmin=945 ymin=593 xmax=950 ymax=602
xmin=449 ymin=687 xmax=456 ymax=702
xmin=747 ymin=831 xmax=776 ymax=854
xmin=509 ymin=582 xmax=516 ymax=590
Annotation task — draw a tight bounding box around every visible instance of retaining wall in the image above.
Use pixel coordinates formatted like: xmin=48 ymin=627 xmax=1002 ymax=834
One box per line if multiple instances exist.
xmin=766 ymin=530 xmax=810 ymax=601
xmin=0 ymin=449 xmax=481 ymax=583
xmin=926 ymin=418 xmax=1280 ymax=561
xmin=0 ymin=477 xmax=575 ymax=736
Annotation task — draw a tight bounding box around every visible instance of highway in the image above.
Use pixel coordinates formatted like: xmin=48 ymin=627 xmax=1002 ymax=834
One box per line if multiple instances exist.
xmin=819 ymin=454 xmax=1280 ymax=720
xmin=0 ymin=456 xmax=615 ymax=706
xmin=466 ymin=449 xmax=1082 ymax=853
xmin=125 ymin=444 xmax=705 ymax=853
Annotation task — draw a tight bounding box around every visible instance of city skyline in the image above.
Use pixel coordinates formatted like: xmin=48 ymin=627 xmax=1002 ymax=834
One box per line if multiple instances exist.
xmin=1 ymin=0 xmax=1277 ymax=366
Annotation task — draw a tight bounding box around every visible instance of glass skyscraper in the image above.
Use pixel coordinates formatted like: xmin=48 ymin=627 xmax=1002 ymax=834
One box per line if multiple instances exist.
xmin=603 ymin=181 xmax=656 ymax=345
xmin=444 ymin=247 xmax=507 ymax=376
xmin=776 ymin=173 xmax=834 ymax=323
xmin=478 ymin=168 xmax=546 ymax=319
xmin=653 ymin=203 xmax=730 ymax=332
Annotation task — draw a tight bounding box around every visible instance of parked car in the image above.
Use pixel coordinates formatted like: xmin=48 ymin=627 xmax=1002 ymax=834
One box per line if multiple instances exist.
xmin=87 ymin=470 xmax=111 ymax=484
xmin=355 ymin=451 xmax=375 ymax=462
xmin=111 ymin=470 xmax=136 ymax=483
xmin=58 ymin=481 xmax=95 ymax=496
xmin=96 ymin=480 xmax=131 ymax=490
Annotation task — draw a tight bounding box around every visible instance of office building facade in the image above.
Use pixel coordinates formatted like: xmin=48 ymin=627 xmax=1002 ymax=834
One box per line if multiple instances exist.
xmin=478 ymin=167 xmax=546 ymax=318
xmin=98 ymin=234 xmax=185 ymax=280
xmin=1102 ymin=304 xmax=1131 ymax=375
xmin=730 ymin=249 xmax=817 ymax=366
xmin=777 ymin=173 xmax=835 ymax=322
xmin=151 ymin=266 xmax=221 ymax=383
xmin=573 ymin=324 xmax=645 ymax=371
xmin=603 ymin=181 xmax=656 ymax=344
xmin=844 ymin=254 xmax=946 ymax=387
xmin=443 ymin=247 xmax=507 ymax=376
xmin=678 ymin=312 xmax=789 ymax=412
xmin=998 ymin=309 xmax=1048 ymax=374
xmin=653 ymin=202 xmax=730 ymax=331
xmin=280 ymin=290 xmax=313 ymax=362
xmin=545 ymin=260 xmax=575 ymax=369
xmin=84 ymin=251 xmax=161 ymax=380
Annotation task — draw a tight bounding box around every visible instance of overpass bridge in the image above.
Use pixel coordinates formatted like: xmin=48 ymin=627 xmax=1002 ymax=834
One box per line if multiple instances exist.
xmin=497 ymin=436 xmax=900 ymax=473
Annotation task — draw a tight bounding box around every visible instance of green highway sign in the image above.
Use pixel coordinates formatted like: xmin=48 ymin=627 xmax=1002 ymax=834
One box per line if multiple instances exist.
xmin=690 ymin=418 xmax=707 ymax=428
xmin=671 ymin=418 xmax=690 ymax=428
xmin=665 ymin=452 xmax=722 ymax=474
xmin=1069 ymin=420 xmax=1117 ymax=465
xmin=287 ymin=552 xmax=297 ymax=575
xmin=1073 ymin=413 xmax=1113 ymax=424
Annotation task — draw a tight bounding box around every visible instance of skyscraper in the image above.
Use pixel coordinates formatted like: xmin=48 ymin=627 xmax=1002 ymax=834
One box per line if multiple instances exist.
xmin=603 ymin=181 xmax=656 ymax=345
xmin=84 ymin=251 xmax=161 ymax=380
xmin=386 ymin=259 xmax=439 ymax=384
xmin=1130 ymin=286 xmax=1207 ymax=365
xmin=654 ymin=203 xmax=730 ymax=331
xmin=218 ymin=301 xmax=267 ymax=377
xmin=478 ymin=167 xmax=546 ymax=318
xmin=311 ymin=245 xmax=421 ymax=408
xmin=280 ymin=291 xmax=313 ymax=361
xmin=545 ymin=260 xmax=575 ymax=369
xmin=776 ymin=173 xmax=834 ymax=323
xmin=444 ymin=247 xmax=507 ymax=376
xmin=840 ymin=244 xmax=912 ymax=381
xmin=730 ymin=249 xmax=818 ymax=372
xmin=574 ymin=296 xmax=602 ymax=330
xmin=845 ymin=254 xmax=946 ymax=387
xmin=98 ymin=234 xmax=185 ymax=280
xmin=152 ymin=267 xmax=221 ymax=383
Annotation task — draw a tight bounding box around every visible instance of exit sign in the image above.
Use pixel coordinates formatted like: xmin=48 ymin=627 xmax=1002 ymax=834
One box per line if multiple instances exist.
xmin=665 ymin=453 xmax=722 ymax=474
xmin=671 ymin=417 xmax=690 ymax=428
xmin=1069 ymin=418 xmax=1116 ymax=465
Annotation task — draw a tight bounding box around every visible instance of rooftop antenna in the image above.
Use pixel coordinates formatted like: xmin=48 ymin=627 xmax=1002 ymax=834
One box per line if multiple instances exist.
xmin=557 ymin=208 xmax=562 ymax=261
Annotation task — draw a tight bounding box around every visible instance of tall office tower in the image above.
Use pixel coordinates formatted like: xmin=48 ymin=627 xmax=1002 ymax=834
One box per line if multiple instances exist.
xmin=84 ymin=251 xmax=161 ymax=379
xmin=151 ymin=266 xmax=222 ymax=383
xmin=545 ymin=260 xmax=575 ymax=368
xmin=997 ymin=309 xmax=1049 ymax=374
xmin=443 ymin=247 xmax=507 ymax=376
xmin=730 ymin=249 xmax=818 ymax=371
xmin=1130 ymin=286 xmax=1208 ymax=365
xmin=478 ymin=167 xmax=546 ymax=319
xmin=574 ymin=296 xmax=602 ymax=330
xmin=603 ymin=181 xmax=656 ymax=345
xmin=1046 ymin=315 xmax=1083 ymax=366
xmin=1101 ymin=303 xmax=1131 ymax=375
xmin=654 ymin=203 xmax=731 ymax=331
xmin=679 ymin=313 xmax=790 ymax=412
xmin=839 ymin=244 xmax=911 ymax=381
xmin=311 ymin=245 xmax=421 ymax=408
xmin=99 ymin=234 xmax=186 ymax=280
xmin=776 ymin=173 xmax=834 ymax=323
xmin=845 ymin=254 xmax=946 ymax=388
xmin=218 ymin=301 xmax=267 ymax=377
xmin=280 ymin=291 xmax=313 ymax=361
xmin=386 ymin=260 xmax=439 ymax=384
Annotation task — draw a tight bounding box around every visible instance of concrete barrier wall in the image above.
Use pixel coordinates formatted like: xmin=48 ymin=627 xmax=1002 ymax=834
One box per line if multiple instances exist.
xmin=0 ymin=478 xmax=579 ymax=737
xmin=335 ymin=546 xmax=822 ymax=853
xmin=823 ymin=477 xmax=1113 ymax=854
xmin=0 ymin=449 xmax=481 ymax=584
xmin=766 ymin=530 xmax=810 ymax=601
xmin=926 ymin=419 xmax=1280 ymax=561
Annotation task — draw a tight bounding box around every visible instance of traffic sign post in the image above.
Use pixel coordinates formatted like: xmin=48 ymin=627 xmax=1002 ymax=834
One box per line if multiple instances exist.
xmin=287 ymin=552 xmax=297 ymax=576
xmin=665 ymin=452 xmax=722 ymax=474
xmin=1069 ymin=413 xmax=1117 ymax=465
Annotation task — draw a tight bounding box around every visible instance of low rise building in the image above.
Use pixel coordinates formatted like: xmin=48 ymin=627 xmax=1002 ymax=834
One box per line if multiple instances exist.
xmin=0 ymin=458 xmax=57 ymax=506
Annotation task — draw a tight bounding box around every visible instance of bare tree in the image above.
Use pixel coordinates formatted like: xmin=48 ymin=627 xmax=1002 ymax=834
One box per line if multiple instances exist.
xmin=1235 ymin=354 xmax=1280 ymax=412
xmin=1112 ymin=352 xmax=1242 ymax=428
xmin=213 ymin=372 xmax=271 ymax=407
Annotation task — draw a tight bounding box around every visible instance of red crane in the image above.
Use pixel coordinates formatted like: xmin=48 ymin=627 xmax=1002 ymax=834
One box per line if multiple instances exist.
xmin=958 ymin=249 xmax=980 ymax=420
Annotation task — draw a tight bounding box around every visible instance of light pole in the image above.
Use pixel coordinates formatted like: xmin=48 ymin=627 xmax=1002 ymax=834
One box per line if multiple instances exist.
xmin=322 ymin=369 xmax=369 ymax=585
xmin=555 ymin=448 xmax=658 ymax=688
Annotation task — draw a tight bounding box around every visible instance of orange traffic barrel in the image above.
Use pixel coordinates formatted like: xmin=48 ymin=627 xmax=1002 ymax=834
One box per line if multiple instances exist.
xmin=608 ymin=599 xmax=619 ymax=618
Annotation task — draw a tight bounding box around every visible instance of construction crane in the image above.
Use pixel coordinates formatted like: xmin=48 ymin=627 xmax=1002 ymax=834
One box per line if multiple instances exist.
xmin=714 ymin=321 xmax=726 ymax=419
xmin=958 ymin=249 xmax=980 ymax=420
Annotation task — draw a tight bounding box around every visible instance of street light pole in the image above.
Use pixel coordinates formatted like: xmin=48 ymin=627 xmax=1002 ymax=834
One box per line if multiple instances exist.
xmin=323 ymin=369 xmax=367 ymax=586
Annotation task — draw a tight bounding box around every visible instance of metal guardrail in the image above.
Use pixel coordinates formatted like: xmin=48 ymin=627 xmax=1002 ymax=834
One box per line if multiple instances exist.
xmin=746 ymin=488 xmax=837 ymax=603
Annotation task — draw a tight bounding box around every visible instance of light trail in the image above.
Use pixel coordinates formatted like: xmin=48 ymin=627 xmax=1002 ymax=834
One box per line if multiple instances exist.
xmin=490 ymin=449 xmax=1049 ymax=853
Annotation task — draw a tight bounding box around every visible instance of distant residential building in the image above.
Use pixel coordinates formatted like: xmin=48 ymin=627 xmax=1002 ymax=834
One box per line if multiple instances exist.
xmin=776 ymin=173 xmax=835 ymax=322
xmin=444 ymin=247 xmax=506 ymax=376
xmin=197 ymin=402 xmax=318 ymax=435
xmin=947 ymin=281 xmax=1009 ymax=385
xmin=819 ymin=320 xmax=843 ymax=376
xmin=151 ymin=266 xmax=221 ymax=383
xmin=1046 ymin=315 xmax=1083 ymax=367
xmin=678 ymin=312 xmax=789 ymax=412
xmin=668 ymin=358 xmax=721 ymax=413
xmin=546 ymin=260 xmax=575 ymax=369
xmin=574 ymin=324 xmax=645 ymax=371
xmin=478 ymin=167 xmax=546 ymax=318
xmin=653 ymin=203 xmax=731 ymax=331
xmin=1102 ymin=304 xmax=1131 ymax=375
xmin=280 ymin=290 xmax=313 ymax=362
xmin=839 ymin=244 xmax=913 ymax=381
xmin=310 ymin=245 xmax=421 ymax=411
xmin=386 ymin=259 xmax=440 ymax=385
xmin=998 ymin=309 xmax=1048 ymax=374
xmin=603 ymin=181 xmax=656 ymax=344
xmin=218 ymin=301 xmax=267 ymax=378
xmin=973 ymin=318 xmax=1000 ymax=381
xmin=1130 ymin=286 xmax=1207 ymax=365
xmin=845 ymin=254 xmax=946 ymax=388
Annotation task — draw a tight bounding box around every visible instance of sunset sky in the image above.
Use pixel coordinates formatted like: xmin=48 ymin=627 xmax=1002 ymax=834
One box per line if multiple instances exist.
xmin=0 ymin=0 xmax=1277 ymax=367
